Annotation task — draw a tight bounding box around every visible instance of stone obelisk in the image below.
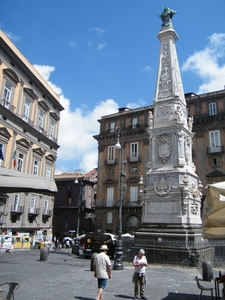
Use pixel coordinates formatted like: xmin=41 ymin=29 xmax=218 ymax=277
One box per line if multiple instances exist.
xmin=137 ymin=7 xmax=203 ymax=242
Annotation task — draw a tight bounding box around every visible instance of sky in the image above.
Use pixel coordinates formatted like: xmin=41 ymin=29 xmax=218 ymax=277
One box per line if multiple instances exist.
xmin=0 ymin=1 xmax=224 ymax=173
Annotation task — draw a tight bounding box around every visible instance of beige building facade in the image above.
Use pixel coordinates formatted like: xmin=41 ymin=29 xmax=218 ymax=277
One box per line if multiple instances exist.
xmin=93 ymin=106 xmax=153 ymax=234
xmin=94 ymin=89 xmax=225 ymax=235
xmin=0 ymin=30 xmax=64 ymax=240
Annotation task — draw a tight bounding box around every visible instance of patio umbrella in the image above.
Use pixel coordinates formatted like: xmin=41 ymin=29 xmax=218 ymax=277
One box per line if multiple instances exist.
xmin=63 ymin=237 xmax=72 ymax=241
xmin=202 ymin=182 xmax=225 ymax=239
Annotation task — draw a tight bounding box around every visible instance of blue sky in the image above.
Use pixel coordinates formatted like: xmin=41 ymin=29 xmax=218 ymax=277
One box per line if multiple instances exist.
xmin=1 ymin=1 xmax=224 ymax=173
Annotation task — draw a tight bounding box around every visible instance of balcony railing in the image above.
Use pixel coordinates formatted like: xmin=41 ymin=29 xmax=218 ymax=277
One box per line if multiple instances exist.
xmin=11 ymin=205 xmax=24 ymax=214
xmin=28 ymin=208 xmax=39 ymax=215
xmin=1 ymin=99 xmax=58 ymax=143
xmin=127 ymin=155 xmax=141 ymax=163
xmin=42 ymin=209 xmax=52 ymax=216
xmin=20 ymin=113 xmax=34 ymax=126
xmin=207 ymin=145 xmax=224 ymax=154
xmin=1 ymin=99 xmax=16 ymax=113
xmin=105 ymin=158 xmax=117 ymax=165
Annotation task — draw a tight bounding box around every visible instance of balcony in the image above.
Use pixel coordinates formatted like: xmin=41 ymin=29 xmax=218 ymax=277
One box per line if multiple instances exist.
xmin=127 ymin=155 xmax=141 ymax=163
xmin=207 ymin=145 xmax=224 ymax=154
xmin=21 ymin=113 xmax=34 ymax=127
xmin=28 ymin=208 xmax=39 ymax=215
xmin=11 ymin=205 xmax=24 ymax=214
xmin=42 ymin=209 xmax=52 ymax=216
xmin=1 ymin=99 xmax=16 ymax=113
xmin=105 ymin=158 xmax=117 ymax=165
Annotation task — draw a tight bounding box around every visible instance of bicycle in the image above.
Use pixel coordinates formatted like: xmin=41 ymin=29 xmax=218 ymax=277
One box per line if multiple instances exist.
xmin=182 ymin=252 xmax=203 ymax=268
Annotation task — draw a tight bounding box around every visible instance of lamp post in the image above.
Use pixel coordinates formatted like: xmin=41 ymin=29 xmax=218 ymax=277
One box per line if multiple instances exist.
xmin=74 ymin=170 xmax=83 ymax=238
xmin=113 ymin=126 xmax=125 ymax=270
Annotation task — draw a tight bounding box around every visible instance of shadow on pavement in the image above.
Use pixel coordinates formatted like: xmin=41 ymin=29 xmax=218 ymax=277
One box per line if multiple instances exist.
xmin=74 ymin=297 xmax=93 ymax=300
xmin=114 ymin=295 xmax=134 ymax=299
xmin=164 ymin=292 xmax=212 ymax=299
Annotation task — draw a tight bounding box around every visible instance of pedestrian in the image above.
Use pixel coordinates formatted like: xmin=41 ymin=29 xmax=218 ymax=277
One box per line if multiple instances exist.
xmin=65 ymin=239 xmax=70 ymax=251
xmin=132 ymin=249 xmax=148 ymax=300
xmin=93 ymin=245 xmax=112 ymax=300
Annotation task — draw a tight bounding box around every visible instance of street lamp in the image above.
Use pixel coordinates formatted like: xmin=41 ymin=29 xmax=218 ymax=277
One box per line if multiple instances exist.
xmin=74 ymin=169 xmax=84 ymax=238
xmin=113 ymin=126 xmax=125 ymax=270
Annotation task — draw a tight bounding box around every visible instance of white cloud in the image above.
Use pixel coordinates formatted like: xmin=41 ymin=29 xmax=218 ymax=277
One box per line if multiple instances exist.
xmin=89 ymin=27 xmax=105 ymax=37
xmin=4 ymin=31 xmax=21 ymax=43
xmin=33 ymin=65 xmax=55 ymax=81
xmin=126 ymin=98 xmax=147 ymax=109
xmin=142 ymin=66 xmax=152 ymax=73
xmin=97 ymin=42 xmax=107 ymax=51
xmin=68 ymin=40 xmax=77 ymax=48
xmin=181 ymin=33 xmax=225 ymax=93
xmin=34 ymin=63 xmax=118 ymax=173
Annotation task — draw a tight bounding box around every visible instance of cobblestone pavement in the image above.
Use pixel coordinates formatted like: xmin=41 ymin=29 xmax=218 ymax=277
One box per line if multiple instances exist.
xmin=0 ymin=248 xmax=222 ymax=300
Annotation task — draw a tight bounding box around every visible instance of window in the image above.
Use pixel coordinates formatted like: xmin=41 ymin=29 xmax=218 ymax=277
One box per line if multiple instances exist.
xmin=38 ymin=110 xmax=44 ymax=132
xmin=44 ymin=200 xmax=49 ymax=214
xmin=13 ymin=194 xmax=19 ymax=211
xmin=209 ymin=102 xmax=217 ymax=115
xmin=49 ymin=120 xmax=55 ymax=140
xmin=212 ymin=157 xmax=220 ymax=166
xmin=17 ymin=153 xmax=24 ymax=172
xmin=46 ymin=165 xmax=51 ymax=179
xmin=108 ymin=168 xmax=113 ymax=175
xmin=131 ymin=166 xmax=138 ymax=173
xmin=107 ymin=146 xmax=115 ymax=163
xmin=30 ymin=197 xmax=36 ymax=213
xmin=3 ymin=81 xmax=12 ymax=108
xmin=130 ymin=187 xmax=138 ymax=202
xmin=33 ymin=160 xmax=39 ymax=175
xmin=106 ymin=187 xmax=114 ymax=207
xmin=209 ymin=131 xmax=220 ymax=151
xmin=130 ymin=142 xmax=138 ymax=161
xmin=132 ymin=117 xmax=138 ymax=129
xmin=0 ymin=143 xmax=4 ymax=166
xmin=106 ymin=212 xmax=113 ymax=224
xmin=23 ymin=98 xmax=30 ymax=122
xmin=109 ymin=122 xmax=115 ymax=133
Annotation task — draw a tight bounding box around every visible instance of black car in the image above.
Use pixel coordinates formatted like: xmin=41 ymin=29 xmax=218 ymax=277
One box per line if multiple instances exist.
xmin=82 ymin=232 xmax=116 ymax=259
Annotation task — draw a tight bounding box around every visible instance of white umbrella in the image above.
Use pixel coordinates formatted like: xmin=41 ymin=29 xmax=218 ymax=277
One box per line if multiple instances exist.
xmin=122 ymin=233 xmax=134 ymax=238
xmin=63 ymin=237 xmax=72 ymax=241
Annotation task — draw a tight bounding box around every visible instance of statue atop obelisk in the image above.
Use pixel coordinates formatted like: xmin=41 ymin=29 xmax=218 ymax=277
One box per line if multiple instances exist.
xmin=137 ymin=7 xmax=203 ymax=242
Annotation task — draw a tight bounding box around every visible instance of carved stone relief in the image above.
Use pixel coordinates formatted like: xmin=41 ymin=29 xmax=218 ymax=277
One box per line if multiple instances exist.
xmin=158 ymin=41 xmax=173 ymax=99
xmin=157 ymin=105 xmax=173 ymax=121
xmin=158 ymin=135 xmax=172 ymax=163
xmin=172 ymin=43 xmax=185 ymax=103
xmin=153 ymin=177 xmax=172 ymax=196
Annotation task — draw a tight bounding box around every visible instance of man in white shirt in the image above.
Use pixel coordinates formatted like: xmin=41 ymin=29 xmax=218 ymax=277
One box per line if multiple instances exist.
xmin=94 ymin=245 xmax=112 ymax=300
xmin=132 ymin=249 xmax=148 ymax=300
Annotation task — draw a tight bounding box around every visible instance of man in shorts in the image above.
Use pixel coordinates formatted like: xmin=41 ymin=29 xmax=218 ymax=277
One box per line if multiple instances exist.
xmin=93 ymin=245 xmax=112 ymax=300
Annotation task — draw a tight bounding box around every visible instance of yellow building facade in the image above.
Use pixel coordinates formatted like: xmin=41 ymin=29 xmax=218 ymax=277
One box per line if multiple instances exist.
xmin=0 ymin=30 xmax=64 ymax=242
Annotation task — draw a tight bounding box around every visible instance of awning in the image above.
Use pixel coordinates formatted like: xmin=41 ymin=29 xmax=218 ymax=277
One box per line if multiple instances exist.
xmin=0 ymin=167 xmax=57 ymax=193
xmin=202 ymin=182 xmax=225 ymax=239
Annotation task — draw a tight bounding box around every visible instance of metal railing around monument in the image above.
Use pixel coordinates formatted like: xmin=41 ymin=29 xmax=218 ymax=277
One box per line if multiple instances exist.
xmin=122 ymin=237 xmax=225 ymax=267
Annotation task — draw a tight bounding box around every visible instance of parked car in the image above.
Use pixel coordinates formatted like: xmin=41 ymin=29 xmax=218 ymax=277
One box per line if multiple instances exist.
xmin=82 ymin=232 xmax=116 ymax=259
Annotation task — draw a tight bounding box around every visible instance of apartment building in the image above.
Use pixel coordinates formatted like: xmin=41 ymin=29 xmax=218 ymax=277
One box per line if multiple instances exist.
xmin=53 ymin=168 xmax=97 ymax=239
xmin=93 ymin=106 xmax=153 ymax=234
xmin=93 ymin=89 xmax=225 ymax=234
xmin=0 ymin=30 xmax=64 ymax=240
xmin=186 ymin=89 xmax=225 ymax=191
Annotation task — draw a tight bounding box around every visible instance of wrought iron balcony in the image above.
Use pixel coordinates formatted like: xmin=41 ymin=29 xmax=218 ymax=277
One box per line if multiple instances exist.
xmin=10 ymin=205 xmax=24 ymax=214
xmin=105 ymin=158 xmax=117 ymax=165
xmin=42 ymin=209 xmax=52 ymax=216
xmin=28 ymin=208 xmax=39 ymax=215
xmin=127 ymin=155 xmax=141 ymax=163
xmin=207 ymin=145 xmax=224 ymax=154
xmin=1 ymin=99 xmax=16 ymax=113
